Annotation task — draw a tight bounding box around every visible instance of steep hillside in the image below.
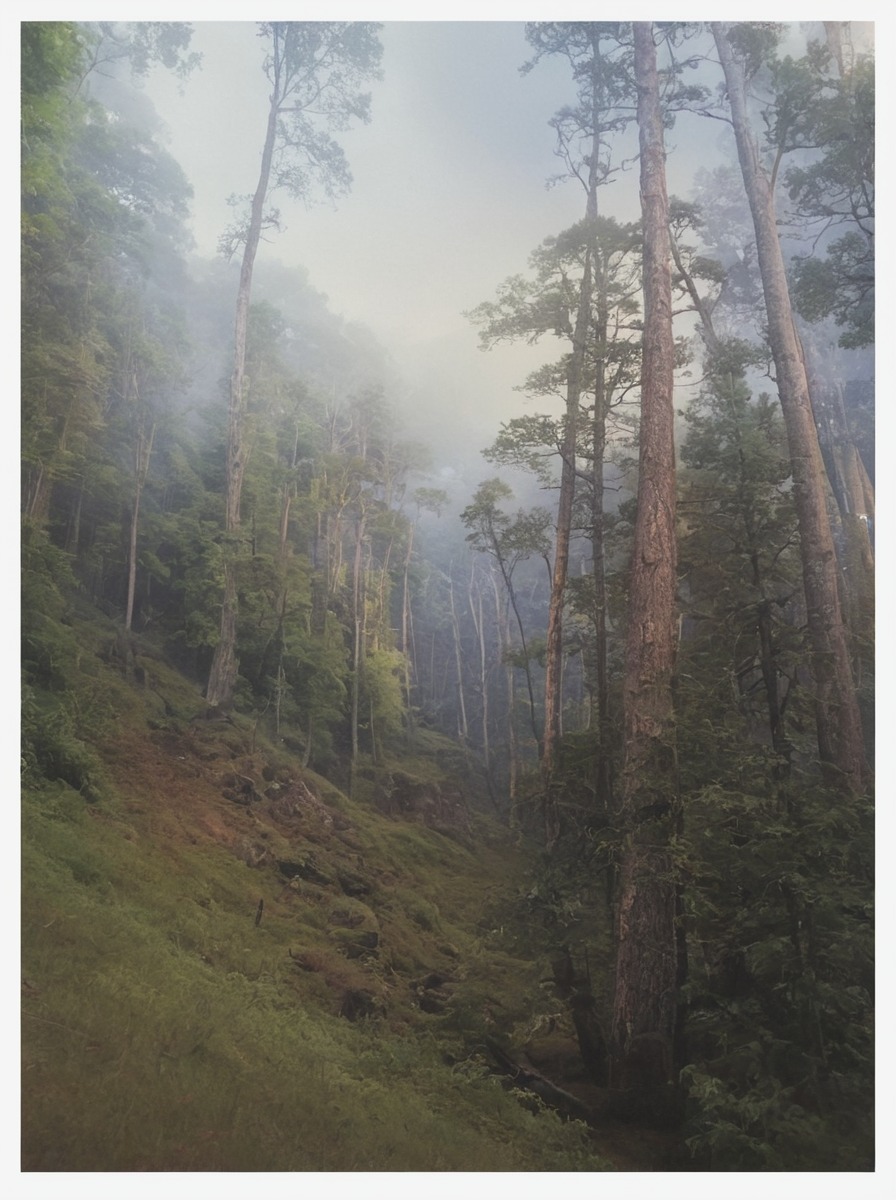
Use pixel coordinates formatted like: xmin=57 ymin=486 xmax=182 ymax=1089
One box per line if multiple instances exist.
xmin=21 ymin=596 xmax=652 ymax=1172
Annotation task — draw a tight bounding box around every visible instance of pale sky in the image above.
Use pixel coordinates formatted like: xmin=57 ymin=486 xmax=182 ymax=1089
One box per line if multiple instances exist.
xmin=13 ymin=7 xmax=886 ymax=474
xmin=133 ymin=14 xmax=879 ymax=468
xmin=139 ymin=20 xmax=601 ymax=461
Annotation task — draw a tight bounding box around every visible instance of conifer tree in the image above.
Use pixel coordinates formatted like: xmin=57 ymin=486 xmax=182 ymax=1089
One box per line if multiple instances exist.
xmin=711 ymin=22 xmax=866 ymax=792
xmin=608 ymin=21 xmax=681 ymax=1119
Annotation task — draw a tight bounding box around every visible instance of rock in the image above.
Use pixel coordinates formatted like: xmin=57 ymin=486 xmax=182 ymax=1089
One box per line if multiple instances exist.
xmin=277 ymin=857 xmax=332 ymax=887
xmin=267 ymin=779 xmax=335 ymax=828
xmin=412 ymin=970 xmax=454 ymax=1014
xmin=221 ymin=772 xmax=262 ymax=805
xmin=337 ymin=870 xmax=371 ymax=898
xmin=374 ymin=772 xmax=472 ymax=836
xmin=236 ymin=838 xmax=275 ymax=869
xmin=330 ymin=927 xmax=379 ymax=959
xmin=339 ymin=988 xmax=382 ymax=1021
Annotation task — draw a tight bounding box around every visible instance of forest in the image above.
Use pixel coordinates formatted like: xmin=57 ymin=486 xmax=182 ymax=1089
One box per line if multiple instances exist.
xmin=21 ymin=20 xmax=874 ymax=1174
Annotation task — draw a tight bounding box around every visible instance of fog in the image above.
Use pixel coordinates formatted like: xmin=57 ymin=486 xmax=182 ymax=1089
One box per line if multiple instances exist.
xmin=21 ymin=10 xmax=879 ymax=494
xmin=133 ymin=15 xmax=875 ymax=480
xmin=138 ymin=21 xmax=595 ymax=465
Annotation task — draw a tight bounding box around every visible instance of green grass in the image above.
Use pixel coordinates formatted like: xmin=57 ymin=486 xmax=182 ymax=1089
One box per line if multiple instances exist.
xmin=22 ymin=782 xmax=607 ymax=1170
xmin=21 ymin=613 xmax=614 ymax=1172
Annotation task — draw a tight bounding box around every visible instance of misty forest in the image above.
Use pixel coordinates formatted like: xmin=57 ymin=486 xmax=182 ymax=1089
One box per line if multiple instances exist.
xmin=21 ymin=20 xmax=874 ymax=1172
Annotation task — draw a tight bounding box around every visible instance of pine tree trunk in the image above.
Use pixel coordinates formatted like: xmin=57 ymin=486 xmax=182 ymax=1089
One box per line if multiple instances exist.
xmin=608 ymin=23 xmax=681 ymax=1125
xmin=712 ymin=23 xmax=866 ymax=792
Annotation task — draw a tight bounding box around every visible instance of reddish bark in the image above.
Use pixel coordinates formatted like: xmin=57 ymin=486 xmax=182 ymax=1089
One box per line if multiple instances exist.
xmin=608 ymin=23 xmax=681 ymax=1119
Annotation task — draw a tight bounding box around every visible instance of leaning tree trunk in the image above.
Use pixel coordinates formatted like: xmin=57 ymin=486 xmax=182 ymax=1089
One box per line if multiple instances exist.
xmin=712 ymin=23 xmax=867 ymax=793
xmin=608 ymin=22 xmax=682 ymax=1126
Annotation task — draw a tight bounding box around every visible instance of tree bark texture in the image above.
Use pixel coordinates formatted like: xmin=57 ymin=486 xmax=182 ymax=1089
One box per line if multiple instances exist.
xmin=608 ymin=23 xmax=681 ymax=1120
xmin=712 ymin=23 xmax=866 ymax=792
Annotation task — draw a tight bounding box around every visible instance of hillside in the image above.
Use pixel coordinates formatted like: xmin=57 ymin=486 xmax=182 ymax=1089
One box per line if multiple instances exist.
xmin=21 ymin=21 xmax=874 ymax=1174
xmin=21 ymin=595 xmax=675 ymax=1172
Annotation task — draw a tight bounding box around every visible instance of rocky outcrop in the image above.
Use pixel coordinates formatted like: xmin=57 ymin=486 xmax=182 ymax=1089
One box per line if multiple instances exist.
xmin=373 ymin=771 xmax=471 ymax=838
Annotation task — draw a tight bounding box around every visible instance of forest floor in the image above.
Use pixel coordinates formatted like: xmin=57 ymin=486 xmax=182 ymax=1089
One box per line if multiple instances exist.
xmin=21 ymin=602 xmax=688 ymax=1171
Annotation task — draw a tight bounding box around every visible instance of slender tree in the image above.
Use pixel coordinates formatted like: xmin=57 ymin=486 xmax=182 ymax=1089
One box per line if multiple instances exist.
xmin=524 ymin=24 xmax=629 ymax=836
xmin=461 ymin=479 xmax=550 ymax=755
xmin=206 ymin=22 xmax=382 ymax=708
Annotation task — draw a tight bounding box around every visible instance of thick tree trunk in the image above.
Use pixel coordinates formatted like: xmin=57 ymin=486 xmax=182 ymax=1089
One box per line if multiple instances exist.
xmin=608 ymin=23 xmax=681 ymax=1125
xmin=712 ymin=23 xmax=866 ymax=792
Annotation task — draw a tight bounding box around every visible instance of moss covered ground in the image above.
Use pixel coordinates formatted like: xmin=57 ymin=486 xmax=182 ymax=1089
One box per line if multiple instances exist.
xmin=19 ymin=608 xmax=631 ymax=1173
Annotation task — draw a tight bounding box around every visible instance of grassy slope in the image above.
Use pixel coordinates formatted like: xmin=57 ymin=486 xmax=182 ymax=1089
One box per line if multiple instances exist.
xmin=22 ymin=606 xmax=616 ymax=1172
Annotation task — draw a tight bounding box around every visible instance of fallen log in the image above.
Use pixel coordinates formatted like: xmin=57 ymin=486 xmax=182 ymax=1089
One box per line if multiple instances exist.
xmin=484 ymin=1035 xmax=591 ymax=1123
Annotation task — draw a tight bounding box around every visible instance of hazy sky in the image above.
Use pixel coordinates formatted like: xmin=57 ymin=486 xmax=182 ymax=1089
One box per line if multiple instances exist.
xmin=135 ymin=14 xmax=869 ymax=465
xmin=138 ymin=19 xmax=607 ymax=460
xmin=14 ymin=7 xmax=885 ymax=477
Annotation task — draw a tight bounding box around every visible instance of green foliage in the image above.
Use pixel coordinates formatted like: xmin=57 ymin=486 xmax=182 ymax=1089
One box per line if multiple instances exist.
xmin=673 ymin=323 xmax=873 ymax=1168
xmin=790 ymin=234 xmax=873 ymax=348
xmin=21 ymin=532 xmax=115 ymax=800
xmin=783 ymin=52 xmax=874 ymax=348
xmin=722 ymin=23 xmax=784 ymax=81
xmin=82 ymin=21 xmax=200 ymax=80
xmin=678 ymin=351 xmax=804 ymax=769
xmin=361 ymin=647 xmax=406 ymax=741
xmin=21 ymin=525 xmax=77 ymax=684
xmin=678 ymin=779 xmax=873 ymax=1170
xmin=681 ymin=1064 xmax=827 ymax=1170
xmin=218 ymin=22 xmax=383 ymax=258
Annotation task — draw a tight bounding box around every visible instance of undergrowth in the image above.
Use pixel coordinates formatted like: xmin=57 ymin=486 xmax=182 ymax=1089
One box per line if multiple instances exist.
xmin=21 ymin=603 xmax=612 ymax=1172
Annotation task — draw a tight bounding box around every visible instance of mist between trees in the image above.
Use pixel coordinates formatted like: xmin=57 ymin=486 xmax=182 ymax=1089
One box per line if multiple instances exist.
xmin=22 ymin=20 xmax=873 ymax=1170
